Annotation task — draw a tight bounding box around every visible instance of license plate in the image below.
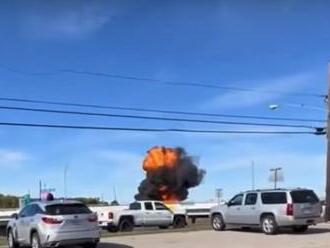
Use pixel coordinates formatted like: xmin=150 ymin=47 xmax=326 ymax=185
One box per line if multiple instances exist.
xmin=69 ymin=219 xmax=83 ymax=225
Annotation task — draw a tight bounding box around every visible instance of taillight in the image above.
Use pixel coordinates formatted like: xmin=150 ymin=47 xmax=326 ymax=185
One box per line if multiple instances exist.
xmin=88 ymin=214 xmax=98 ymax=222
xmin=286 ymin=203 xmax=294 ymax=216
xmin=42 ymin=217 xmax=63 ymax=224
xmin=108 ymin=212 xmax=113 ymax=219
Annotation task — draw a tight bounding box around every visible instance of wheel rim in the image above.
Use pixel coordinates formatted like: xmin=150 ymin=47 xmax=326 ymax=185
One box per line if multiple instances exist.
xmin=32 ymin=236 xmax=39 ymax=248
xmin=8 ymin=232 xmax=13 ymax=248
xmin=263 ymin=218 xmax=274 ymax=233
xmin=213 ymin=216 xmax=222 ymax=229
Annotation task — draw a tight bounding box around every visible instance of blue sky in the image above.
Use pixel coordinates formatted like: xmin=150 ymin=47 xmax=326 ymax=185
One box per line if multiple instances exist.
xmin=0 ymin=0 xmax=329 ymax=203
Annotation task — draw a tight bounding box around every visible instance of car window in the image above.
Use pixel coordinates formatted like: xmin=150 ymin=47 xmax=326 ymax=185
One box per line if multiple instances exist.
xmin=290 ymin=190 xmax=319 ymax=204
xmin=144 ymin=202 xmax=153 ymax=210
xmin=261 ymin=192 xmax=287 ymax=204
xmin=129 ymin=202 xmax=141 ymax=210
xmin=34 ymin=205 xmax=44 ymax=214
xmin=45 ymin=204 xmax=91 ymax=215
xmin=228 ymin=194 xmax=243 ymax=206
xmin=154 ymin=202 xmax=169 ymax=211
xmin=245 ymin=193 xmax=258 ymax=205
xmin=19 ymin=206 xmax=30 ymax=217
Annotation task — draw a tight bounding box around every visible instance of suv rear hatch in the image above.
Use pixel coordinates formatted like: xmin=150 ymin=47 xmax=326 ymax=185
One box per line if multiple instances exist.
xmin=45 ymin=203 xmax=97 ymax=232
xmin=290 ymin=190 xmax=321 ymax=219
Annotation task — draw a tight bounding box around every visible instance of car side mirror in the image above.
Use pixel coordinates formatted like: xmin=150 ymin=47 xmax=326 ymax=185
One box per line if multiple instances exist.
xmin=11 ymin=213 xmax=18 ymax=220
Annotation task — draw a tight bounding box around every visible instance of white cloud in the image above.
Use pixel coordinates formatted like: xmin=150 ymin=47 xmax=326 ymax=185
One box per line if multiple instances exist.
xmin=20 ymin=2 xmax=111 ymax=40
xmin=0 ymin=149 xmax=28 ymax=168
xmin=201 ymin=72 xmax=315 ymax=110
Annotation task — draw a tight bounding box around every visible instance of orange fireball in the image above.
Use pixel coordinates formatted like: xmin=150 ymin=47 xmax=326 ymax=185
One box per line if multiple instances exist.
xmin=143 ymin=146 xmax=179 ymax=171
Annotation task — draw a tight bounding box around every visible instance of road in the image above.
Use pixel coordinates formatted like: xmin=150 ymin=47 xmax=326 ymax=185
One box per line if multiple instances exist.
xmin=99 ymin=224 xmax=330 ymax=248
xmin=0 ymin=223 xmax=329 ymax=248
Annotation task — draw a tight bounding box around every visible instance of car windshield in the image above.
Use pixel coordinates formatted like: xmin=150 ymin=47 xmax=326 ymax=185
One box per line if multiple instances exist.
xmin=45 ymin=203 xmax=91 ymax=215
xmin=291 ymin=190 xmax=319 ymax=204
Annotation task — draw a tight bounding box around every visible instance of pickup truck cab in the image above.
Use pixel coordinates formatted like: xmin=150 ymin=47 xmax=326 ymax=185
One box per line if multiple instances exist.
xmin=96 ymin=200 xmax=186 ymax=232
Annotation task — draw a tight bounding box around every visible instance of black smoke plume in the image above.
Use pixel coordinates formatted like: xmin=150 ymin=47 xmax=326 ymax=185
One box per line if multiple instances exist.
xmin=135 ymin=147 xmax=206 ymax=201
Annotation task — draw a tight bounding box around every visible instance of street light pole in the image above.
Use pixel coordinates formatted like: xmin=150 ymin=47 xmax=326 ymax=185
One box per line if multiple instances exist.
xmin=326 ymin=63 xmax=330 ymax=222
xmin=270 ymin=167 xmax=282 ymax=189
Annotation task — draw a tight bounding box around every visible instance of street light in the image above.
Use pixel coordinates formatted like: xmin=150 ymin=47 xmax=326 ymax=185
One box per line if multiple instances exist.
xmin=268 ymin=103 xmax=326 ymax=111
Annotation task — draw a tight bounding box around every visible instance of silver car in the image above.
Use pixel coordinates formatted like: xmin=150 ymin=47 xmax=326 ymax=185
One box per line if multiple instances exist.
xmin=6 ymin=200 xmax=100 ymax=248
xmin=210 ymin=188 xmax=322 ymax=235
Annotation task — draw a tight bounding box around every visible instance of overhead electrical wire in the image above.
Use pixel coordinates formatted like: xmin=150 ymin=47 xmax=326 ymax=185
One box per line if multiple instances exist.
xmin=0 ymin=64 xmax=324 ymax=98
xmin=0 ymin=122 xmax=317 ymax=135
xmin=0 ymin=105 xmax=318 ymax=129
xmin=0 ymin=97 xmax=325 ymax=123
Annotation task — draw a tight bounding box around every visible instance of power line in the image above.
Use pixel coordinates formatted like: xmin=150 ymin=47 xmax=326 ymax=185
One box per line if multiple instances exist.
xmin=0 ymin=97 xmax=325 ymax=123
xmin=0 ymin=64 xmax=324 ymax=98
xmin=0 ymin=121 xmax=316 ymax=135
xmin=0 ymin=105 xmax=318 ymax=129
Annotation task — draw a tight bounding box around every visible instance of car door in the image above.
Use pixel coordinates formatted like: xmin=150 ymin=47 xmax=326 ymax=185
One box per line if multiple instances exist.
xmin=241 ymin=193 xmax=259 ymax=224
xmin=129 ymin=202 xmax=143 ymax=225
xmin=154 ymin=202 xmax=172 ymax=226
xmin=226 ymin=194 xmax=244 ymax=224
xmin=16 ymin=205 xmax=34 ymax=244
xmin=143 ymin=202 xmax=155 ymax=226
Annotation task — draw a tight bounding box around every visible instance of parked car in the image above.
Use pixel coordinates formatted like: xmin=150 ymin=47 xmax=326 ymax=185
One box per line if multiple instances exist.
xmin=95 ymin=200 xmax=187 ymax=232
xmin=210 ymin=188 xmax=322 ymax=235
xmin=6 ymin=200 xmax=100 ymax=248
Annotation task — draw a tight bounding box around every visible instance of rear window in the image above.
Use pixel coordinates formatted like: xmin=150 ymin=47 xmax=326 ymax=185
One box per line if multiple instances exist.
xmin=261 ymin=192 xmax=287 ymax=204
xmin=45 ymin=204 xmax=91 ymax=215
xmin=290 ymin=190 xmax=319 ymax=204
xmin=129 ymin=202 xmax=141 ymax=210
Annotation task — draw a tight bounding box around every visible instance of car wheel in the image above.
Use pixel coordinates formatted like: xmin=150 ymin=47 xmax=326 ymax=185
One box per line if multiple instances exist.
xmin=292 ymin=225 xmax=308 ymax=233
xmin=173 ymin=216 xmax=186 ymax=229
xmin=118 ymin=219 xmax=134 ymax=232
xmin=31 ymin=232 xmax=42 ymax=248
xmin=82 ymin=242 xmax=98 ymax=248
xmin=107 ymin=226 xmax=119 ymax=233
xmin=159 ymin=225 xmax=169 ymax=229
xmin=261 ymin=215 xmax=278 ymax=235
xmin=211 ymin=214 xmax=226 ymax=231
xmin=7 ymin=230 xmax=19 ymax=248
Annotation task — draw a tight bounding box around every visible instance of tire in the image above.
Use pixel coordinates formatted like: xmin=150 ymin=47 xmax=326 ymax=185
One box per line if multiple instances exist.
xmin=107 ymin=226 xmax=119 ymax=233
xmin=173 ymin=215 xmax=186 ymax=229
xmin=211 ymin=214 xmax=226 ymax=231
xmin=118 ymin=218 xmax=134 ymax=232
xmin=31 ymin=232 xmax=43 ymax=248
xmin=261 ymin=215 xmax=278 ymax=235
xmin=82 ymin=242 xmax=98 ymax=248
xmin=7 ymin=230 xmax=19 ymax=248
xmin=159 ymin=225 xmax=169 ymax=229
xmin=292 ymin=225 xmax=308 ymax=233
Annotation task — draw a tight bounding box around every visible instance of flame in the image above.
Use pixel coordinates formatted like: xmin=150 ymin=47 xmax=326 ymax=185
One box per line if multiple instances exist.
xmin=142 ymin=146 xmax=180 ymax=203
xmin=143 ymin=146 xmax=179 ymax=171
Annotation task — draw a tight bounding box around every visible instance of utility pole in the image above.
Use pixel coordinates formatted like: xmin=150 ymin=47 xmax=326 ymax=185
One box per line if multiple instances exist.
xmin=270 ymin=167 xmax=282 ymax=189
xmin=326 ymin=63 xmax=330 ymax=222
xmin=64 ymin=164 xmax=69 ymax=199
xmin=251 ymin=161 xmax=255 ymax=190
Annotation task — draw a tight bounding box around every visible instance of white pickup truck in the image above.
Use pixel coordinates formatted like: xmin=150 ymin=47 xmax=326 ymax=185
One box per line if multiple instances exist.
xmin=94 ymin=200 xmax=187 ymax=232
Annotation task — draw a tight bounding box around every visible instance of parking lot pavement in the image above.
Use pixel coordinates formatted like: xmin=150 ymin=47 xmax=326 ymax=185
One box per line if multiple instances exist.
xmin=100 ymin=224 xmax=330 ymax=248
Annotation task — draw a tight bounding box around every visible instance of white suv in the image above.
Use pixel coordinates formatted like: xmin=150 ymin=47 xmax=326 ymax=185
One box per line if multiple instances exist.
xmin=6 ymin=200 xmax=100 ymax=248
xmin=210 ymin=188 xmax=322 ymax=234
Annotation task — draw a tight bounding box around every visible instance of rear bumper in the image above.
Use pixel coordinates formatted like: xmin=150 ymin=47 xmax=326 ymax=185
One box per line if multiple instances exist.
xmin=45 ymin=238 xmax=100 ymax=247
xmin=43 ymin=229 xmax=100 ymax=247
xmin=277 ymin=216 xmax=320 ymax=226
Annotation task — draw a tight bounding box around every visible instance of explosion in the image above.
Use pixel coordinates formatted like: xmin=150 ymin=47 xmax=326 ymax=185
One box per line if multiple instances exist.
xmin=135 ymin=146 xmax=206 ymax=203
